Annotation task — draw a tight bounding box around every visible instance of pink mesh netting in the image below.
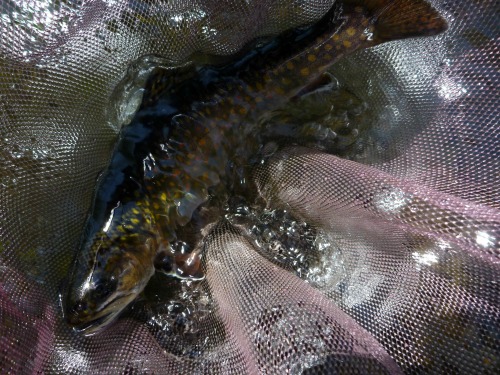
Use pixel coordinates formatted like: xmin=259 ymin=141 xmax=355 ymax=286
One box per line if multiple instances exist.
xmin=0 ymin=0 xmax=498 ymax=373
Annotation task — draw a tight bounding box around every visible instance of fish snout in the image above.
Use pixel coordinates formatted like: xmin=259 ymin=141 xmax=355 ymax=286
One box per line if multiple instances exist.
xmin=65 ymin=297 xmax=94 ymax=326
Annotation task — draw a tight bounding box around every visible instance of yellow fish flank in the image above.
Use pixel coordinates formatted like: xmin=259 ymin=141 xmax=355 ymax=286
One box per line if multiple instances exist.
xmin=65 ymin=0 xmax=447 ymax=334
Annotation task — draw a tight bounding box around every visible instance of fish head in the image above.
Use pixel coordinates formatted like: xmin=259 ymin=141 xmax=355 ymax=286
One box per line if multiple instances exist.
xmin=65 ymin=203 xmax=157 ymax=334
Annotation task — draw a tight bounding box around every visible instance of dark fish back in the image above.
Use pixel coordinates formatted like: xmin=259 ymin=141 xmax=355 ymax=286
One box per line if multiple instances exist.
xmin=143 ymin=0 xmax=448 ymax=232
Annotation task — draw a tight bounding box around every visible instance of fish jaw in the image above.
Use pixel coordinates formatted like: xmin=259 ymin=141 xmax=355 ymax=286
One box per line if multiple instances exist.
xmin=66 ymin=292 xmax=140 ymax=335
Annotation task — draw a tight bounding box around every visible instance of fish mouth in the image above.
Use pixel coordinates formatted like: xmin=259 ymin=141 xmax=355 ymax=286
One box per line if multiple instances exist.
xmin=71 ymin=310 xmax=119 ymax=336
xmin=67 ymin=292 xmax=139 ymax=335
xmin=66 ymin=298 xmax=121 ymax=334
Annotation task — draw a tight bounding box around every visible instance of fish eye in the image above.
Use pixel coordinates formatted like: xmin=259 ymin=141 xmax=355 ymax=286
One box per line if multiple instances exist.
xmin=93 ymin=282 xmax=108 ymax=298
xmin=72 ymin=301 xmax=88 ymax=314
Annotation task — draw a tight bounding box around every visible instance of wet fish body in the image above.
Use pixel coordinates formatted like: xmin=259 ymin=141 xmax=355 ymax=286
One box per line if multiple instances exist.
xmin=65 ymin=0 xmax=447 ymax=333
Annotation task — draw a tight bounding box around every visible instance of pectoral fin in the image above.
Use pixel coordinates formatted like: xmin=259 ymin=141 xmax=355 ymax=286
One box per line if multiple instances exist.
xmin=154 ymin=249 xmax=204 ymax=281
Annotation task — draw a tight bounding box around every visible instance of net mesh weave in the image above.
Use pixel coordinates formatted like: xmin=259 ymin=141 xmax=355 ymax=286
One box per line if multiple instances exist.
xmin=0 ymin=0 xmax=498 ymax=373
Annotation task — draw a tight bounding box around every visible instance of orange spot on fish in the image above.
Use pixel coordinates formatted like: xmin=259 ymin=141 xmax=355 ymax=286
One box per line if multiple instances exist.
xmin=307 ymin=54 xmax=317 ymax=62
xmin=300 ymin=67 xmax=310 ymax=76
xmin=347 ymin=27 xmax=356 ymax=36
xmin=286 ymin=61 xmax=295 ymax=70
xmin=343 ymin=40 xmax=352 ymax=48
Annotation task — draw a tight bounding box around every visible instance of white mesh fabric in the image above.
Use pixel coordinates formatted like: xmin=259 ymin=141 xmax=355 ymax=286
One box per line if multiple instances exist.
xmin=0 ymin=0 xmax=499 ymax=374
xmin=254 ymin=147 xmax=499 ymax=372
xmin=203 ymin=221 xmax=404 ymax=374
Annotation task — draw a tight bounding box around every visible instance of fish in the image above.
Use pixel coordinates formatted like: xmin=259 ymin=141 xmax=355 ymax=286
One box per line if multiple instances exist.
xmin=65 ymin=0 xmax=447 ymax=334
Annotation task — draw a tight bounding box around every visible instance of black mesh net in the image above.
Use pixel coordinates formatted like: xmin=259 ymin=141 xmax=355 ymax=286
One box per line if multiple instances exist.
xmin=0 ymin=0 xmax=498 ymax=374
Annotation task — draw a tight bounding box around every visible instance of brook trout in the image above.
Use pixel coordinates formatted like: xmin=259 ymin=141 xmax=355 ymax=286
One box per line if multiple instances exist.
xmin=65 ymin=0 xmax=447 ymax=334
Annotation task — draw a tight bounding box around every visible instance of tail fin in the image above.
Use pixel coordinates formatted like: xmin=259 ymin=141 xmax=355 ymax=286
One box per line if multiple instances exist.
xmin=346 ymin=0 xmax=448 ymax=42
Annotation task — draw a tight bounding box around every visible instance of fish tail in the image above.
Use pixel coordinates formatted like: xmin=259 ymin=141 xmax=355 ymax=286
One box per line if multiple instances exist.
xmin=349 ymin=0 xmax=448 ymax=43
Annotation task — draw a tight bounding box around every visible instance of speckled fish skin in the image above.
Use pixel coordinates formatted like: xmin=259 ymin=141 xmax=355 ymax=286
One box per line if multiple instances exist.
xmin=65 ymin=0 xmax=447 ymax=334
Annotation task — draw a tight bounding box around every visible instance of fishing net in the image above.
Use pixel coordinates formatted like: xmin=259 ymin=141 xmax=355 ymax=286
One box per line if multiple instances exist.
xmin=0 ymin=0 xmax=498 ymax=374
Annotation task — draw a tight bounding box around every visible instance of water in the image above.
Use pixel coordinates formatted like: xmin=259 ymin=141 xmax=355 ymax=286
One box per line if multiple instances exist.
xmin=101 ymin=23 xmax=375 ymax=351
